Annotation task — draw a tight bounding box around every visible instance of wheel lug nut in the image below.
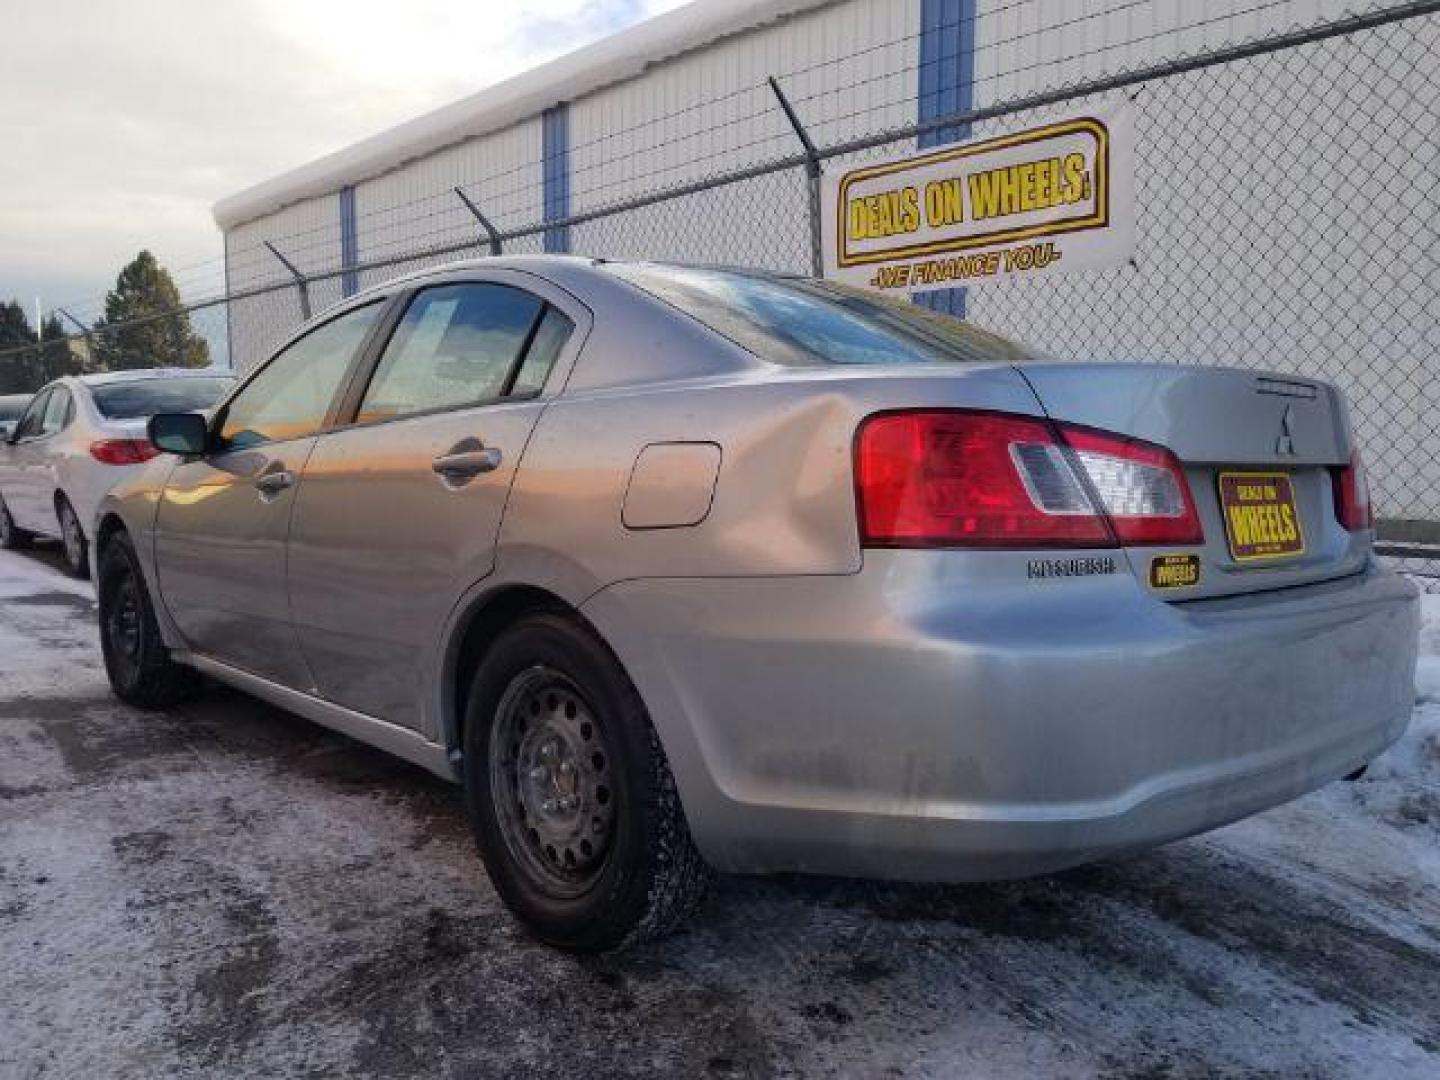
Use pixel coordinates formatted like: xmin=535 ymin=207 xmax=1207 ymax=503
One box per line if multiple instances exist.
xmin=528 ymin=766 xmax=548 ymax=782
xmin=543 ymin=798 xmax=558 ymax=813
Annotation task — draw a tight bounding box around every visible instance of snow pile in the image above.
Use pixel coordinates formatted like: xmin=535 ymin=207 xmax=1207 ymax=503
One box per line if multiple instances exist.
xmin=1363 ymin=589 xmax=1440 ymax=787
xmin=1414 ymin=591 xmax=1440 ymax=704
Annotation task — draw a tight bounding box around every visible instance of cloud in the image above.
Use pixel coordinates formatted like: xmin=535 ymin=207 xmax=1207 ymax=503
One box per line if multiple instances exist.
xmin=0 ymin=0 xmax=686 ymax=321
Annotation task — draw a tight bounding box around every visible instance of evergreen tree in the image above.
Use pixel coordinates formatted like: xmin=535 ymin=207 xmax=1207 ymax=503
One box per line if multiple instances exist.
xmin=0 ymin=301 xmax=38 ymax=394
xmin=38 ymin=313 xmax=83 ymax=382
xmin=96 ymin=251 xmax=209 ymax=370
xmin=0 ymin=305 xmax=89 ymax=393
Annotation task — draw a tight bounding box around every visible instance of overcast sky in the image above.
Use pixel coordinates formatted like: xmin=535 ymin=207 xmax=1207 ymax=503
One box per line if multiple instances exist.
xmin=0 ymin=0 xmax=686 ymax=323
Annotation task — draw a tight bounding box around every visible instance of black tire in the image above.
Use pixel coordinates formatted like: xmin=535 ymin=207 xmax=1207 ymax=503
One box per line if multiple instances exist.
xmin=463 ymin=611 xmax=711 ymax=952
xmin=0 ymin=494 xmax=31 ymax=550
xmin=56 ymin=496 xmax=90 ymax=579
xmin=97 ymin=530 xmax=195 ymax=708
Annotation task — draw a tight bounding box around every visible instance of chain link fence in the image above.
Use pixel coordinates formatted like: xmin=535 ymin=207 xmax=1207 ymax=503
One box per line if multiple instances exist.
xmin=1 ymin=1 xmax=1435 ymax=583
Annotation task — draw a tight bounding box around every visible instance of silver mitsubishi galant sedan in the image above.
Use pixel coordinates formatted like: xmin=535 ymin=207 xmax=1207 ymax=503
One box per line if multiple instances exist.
xmin=93 ymin=256 xmax=1419 ymax=951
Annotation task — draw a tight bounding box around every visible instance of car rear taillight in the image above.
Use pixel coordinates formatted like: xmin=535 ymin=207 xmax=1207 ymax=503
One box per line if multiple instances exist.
xmin=855 ymin=410 xmax=1202 ymax=549
xmin=1332 ymin=450 xmax=1372 ymax=531
xmin=90 ymin=439 xmax=160 ymax=465
xmin=1059 ymin=426 xmax=1202 ymax=545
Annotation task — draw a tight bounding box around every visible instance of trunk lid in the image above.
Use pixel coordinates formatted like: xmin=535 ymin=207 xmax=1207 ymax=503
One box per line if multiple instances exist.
xmin=1016 ymin=363 xmax=1369 ymax=600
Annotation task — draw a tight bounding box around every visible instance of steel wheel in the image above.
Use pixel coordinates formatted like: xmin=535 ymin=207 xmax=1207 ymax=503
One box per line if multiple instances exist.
xmin=97 ymin=530 xmax=195 ymax=707
xmin=464 ymin=613 xmax=711 ymax=950
xmin=105 ymin=568 xmax=144 ymax=675
xmin=488 ymin=665 xmax=617 ymax=898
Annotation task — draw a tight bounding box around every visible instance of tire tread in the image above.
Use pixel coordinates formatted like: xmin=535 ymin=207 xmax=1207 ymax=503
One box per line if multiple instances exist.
xmin=464 ymin=611 xmax=711 ymax=952
xmin=98 ymin=533 xmax=195 ymax=708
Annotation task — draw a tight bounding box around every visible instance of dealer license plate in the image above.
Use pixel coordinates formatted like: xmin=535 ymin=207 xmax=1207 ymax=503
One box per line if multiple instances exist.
xmin=1217 ymin=471 xmax=1305 ymax=561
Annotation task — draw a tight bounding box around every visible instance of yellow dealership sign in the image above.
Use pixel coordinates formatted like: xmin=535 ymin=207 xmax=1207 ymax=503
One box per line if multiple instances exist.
xmin=821 ymin=100 xmax=1135 ymax=294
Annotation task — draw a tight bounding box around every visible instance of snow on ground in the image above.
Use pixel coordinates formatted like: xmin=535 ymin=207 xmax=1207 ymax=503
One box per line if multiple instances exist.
xmin=1 ymin=543 xmax=1437 ymax=1079
xmin=1415 ymin=593 xmax=1440 ymax=705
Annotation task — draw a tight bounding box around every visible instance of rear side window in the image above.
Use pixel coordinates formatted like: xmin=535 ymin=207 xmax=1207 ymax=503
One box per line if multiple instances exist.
xmin=41 ymin=387 xmax=71 ymax=435
xmin=510 ymin=307 xmax=573 ymax=398
xmin=92 ymin=377 xmax=234 ymax=420
xmin=221 ymin=302 xmax=382 ymax=449
xmin=0 ymin=398 xmax=28 ymax=422
xmin=608 ymin=264 xmax=1033 ymax=367
xmin=14 ymin=390 xmax=50 ymax=439
xmin=356 ymin=283 xmax=550 ymax=424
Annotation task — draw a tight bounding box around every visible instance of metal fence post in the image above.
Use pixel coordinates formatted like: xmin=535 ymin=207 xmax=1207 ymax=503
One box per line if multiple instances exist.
xmin=57 ymin=308 xmax=98 ymax=372
xmin=454 ymin=188 xmax=504 ymax=255
xmin=768 ymin=76 xmax=824 ymax=278
xmin=264 ymin=241 xmax=311 ymax=320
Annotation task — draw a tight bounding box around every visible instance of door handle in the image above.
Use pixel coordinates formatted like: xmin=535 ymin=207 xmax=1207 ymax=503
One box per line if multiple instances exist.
xmin=254 ymin=469 xmax=296 ymax=495
xmin=431 ymin=447 xmax=502 ymax=480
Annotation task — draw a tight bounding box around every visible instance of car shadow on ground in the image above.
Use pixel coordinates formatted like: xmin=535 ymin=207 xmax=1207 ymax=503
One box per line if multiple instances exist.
xmin=5 ymin=538 xmax=72 ymax=577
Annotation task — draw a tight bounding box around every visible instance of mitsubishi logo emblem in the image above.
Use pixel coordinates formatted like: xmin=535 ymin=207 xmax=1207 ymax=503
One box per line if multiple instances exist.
xmin=1275 ymin=404 xmax=1297 ymax=456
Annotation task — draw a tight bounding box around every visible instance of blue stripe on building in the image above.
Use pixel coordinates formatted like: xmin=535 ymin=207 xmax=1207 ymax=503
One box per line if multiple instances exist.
xmin=917 ymin=0 xmax=977 ymax=318
xmin=543 ymin=104 xmax=571 ymax=254
xmin=339 ymin=185 xmax=359 ymax=297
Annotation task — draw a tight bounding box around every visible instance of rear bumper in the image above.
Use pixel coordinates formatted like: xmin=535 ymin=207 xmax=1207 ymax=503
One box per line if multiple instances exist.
xmin=584 ymin=555 xmax=1418 ymax=880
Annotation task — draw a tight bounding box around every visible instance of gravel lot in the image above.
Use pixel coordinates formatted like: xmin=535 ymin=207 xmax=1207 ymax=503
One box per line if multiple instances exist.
xmin=2 ymin=543 xmax=1438 ymax=1079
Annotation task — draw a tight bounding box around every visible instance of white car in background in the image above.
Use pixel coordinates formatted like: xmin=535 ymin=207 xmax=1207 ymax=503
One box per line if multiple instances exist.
xmin=0 ymin=369 xmax=234 ymax=577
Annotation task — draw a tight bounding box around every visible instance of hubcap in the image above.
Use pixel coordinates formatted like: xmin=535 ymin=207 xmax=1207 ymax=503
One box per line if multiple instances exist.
xmin=489 ymin=667 xmax=615 ymax=897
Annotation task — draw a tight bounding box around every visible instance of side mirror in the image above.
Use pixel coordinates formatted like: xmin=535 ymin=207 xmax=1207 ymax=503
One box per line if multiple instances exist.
xmin=148 ymin=412 xmax=209 ymax=456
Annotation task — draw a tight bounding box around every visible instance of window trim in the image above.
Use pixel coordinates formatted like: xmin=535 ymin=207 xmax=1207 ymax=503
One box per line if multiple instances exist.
xmin=331 ymin=278 xmax=572 ymax=433
xmin=209 ymin=297 xmax=391 ymax=453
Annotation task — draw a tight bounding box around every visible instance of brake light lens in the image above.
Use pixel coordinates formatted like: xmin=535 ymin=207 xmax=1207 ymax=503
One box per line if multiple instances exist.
xmin=89 ymin=439 xmax=160 ymax=465
xmin=1332 ymin=450 xmax=1372 ymax=531
xmin=855 ymin=410 xmax=1202 ymax=548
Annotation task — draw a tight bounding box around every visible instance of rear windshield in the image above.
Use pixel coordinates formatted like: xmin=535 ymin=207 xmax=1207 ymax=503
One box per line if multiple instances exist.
xmin=607 ymin=264 xmax=1033 ymax=367
xmin=0 ymin=398 xmax=29 ymax=421
xmin=91 ymin=376 xmax=234 ymax=420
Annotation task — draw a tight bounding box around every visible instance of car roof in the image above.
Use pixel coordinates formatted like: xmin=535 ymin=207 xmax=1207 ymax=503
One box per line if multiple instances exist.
xmin=346 ymin=253 xmax=791 ymax=303
xmin=75 ymin=368 xmax=235 ymax=387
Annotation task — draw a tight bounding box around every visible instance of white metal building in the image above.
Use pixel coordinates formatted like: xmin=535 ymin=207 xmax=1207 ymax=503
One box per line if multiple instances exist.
xmin=216 ymin=0 xmax=1379 ymax=361
xmin=214 ymin=0 xmax=1437 ymax=524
